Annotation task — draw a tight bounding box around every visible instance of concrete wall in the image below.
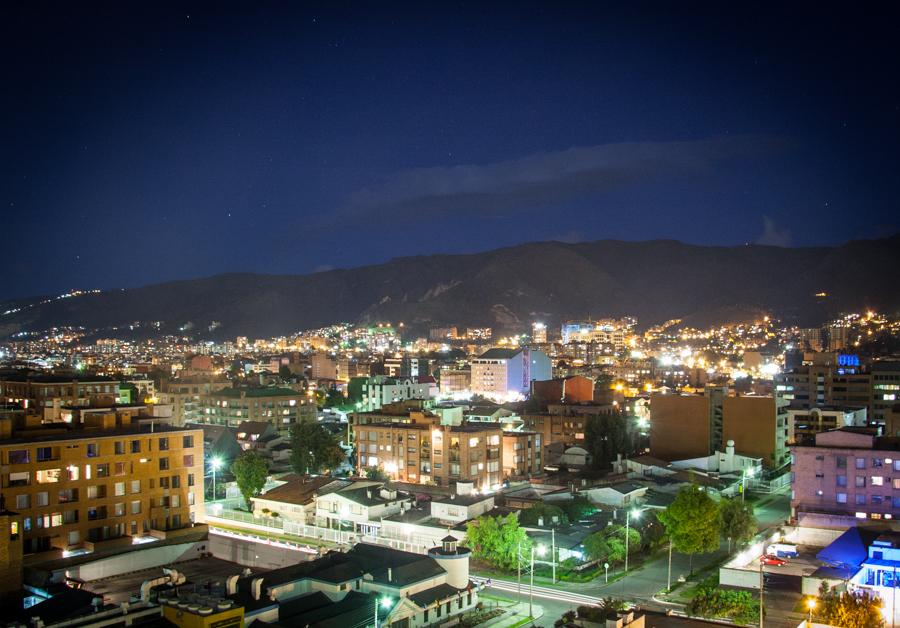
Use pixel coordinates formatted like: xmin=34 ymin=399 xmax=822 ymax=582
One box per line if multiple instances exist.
xmin=720 ymin=566 xmax=763 ymax=589
xmin=723 ymin=396 xmax=778 ymax=468
xmin=69 ymin=540 xmax=208 ymax=581
xmin=792 ymin=525 xmax=845 ymax=547
xmin=209 ymin=534 xmax=316 ymax=570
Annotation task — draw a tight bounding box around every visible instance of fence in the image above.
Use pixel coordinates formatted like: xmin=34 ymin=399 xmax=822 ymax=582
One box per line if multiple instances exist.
xmin=204 ymin=503 xmax=434 ymax=554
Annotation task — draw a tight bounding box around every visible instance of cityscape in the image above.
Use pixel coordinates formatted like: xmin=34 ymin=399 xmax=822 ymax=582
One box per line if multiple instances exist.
xmin=1 ymin=4 xmax=899 ymax=628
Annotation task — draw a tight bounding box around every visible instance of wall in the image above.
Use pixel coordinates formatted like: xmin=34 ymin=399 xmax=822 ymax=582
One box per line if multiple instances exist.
xmin=723 ymin=397 xmax=780 ymax=468
xmin=649 ymin=394 xmax=711 ymax=461
xmin=67 ymin=540 xmax=208 ymax=581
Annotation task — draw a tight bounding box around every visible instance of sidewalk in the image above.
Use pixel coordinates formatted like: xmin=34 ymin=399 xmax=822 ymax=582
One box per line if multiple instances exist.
xmin=481 ymin=602 xmax=543 ymax=628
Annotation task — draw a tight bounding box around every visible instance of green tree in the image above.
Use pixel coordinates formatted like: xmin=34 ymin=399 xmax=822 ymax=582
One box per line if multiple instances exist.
xmin=605 ymin=525 xmax=640 ymax=563
xmin=818 ymin=582 xmax=884 ymax=628
xmin=290 ymin=422 xmax=346 ymax=474
xmin=465 ymin=514 xmax=531 ymax=571
xmin=687 ymin=579 xmax=759 ymax=625
xmin=278 ymin=365 xmax=293 ymax=381
xmin=520 ymin=502 xmax=569 ymax=526
xmin=231 ymin=451 xmax=268 ymax=510
xmin=719 ymin=499 xmax=757 ymax=552
xmin=560 ymin=496 xmax=594 ymax=522
xmin=365 ymin=466 xmax=388 ymax=481
xmin=584 ymin=414 xmax=633 ymax=471
xmin=658 ymin=484 xmax=720 ymax=574
xmin=582 ymin=532 xmax=610 ymax=562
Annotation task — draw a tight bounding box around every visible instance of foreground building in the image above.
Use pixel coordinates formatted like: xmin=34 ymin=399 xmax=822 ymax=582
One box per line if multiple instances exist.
xmin=0 ymin=411 xmax=204 ymax=554
xmin=790 ymin=427 xmax=900 ymax=528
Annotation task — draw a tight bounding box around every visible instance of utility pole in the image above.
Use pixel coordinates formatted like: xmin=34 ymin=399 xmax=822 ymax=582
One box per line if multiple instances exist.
xmin=551 ymin=528 xmax=556 ymax=584
xmin=529 ymin=544 xmax=534 ymax=618
xmin=517 ymin=541 xmax=522 ymax=606
xmin=759 ymin=560 xmax=764 ymax=628
xmin=667 ymin=540 xmax=673 ymax=592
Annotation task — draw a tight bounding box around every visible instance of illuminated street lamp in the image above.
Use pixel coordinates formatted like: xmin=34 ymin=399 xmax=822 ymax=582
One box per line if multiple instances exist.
xmin=806 ymin=597 xmax=816 ymax=624
xmin=742 ymin=466 xmax=756 ymax=503
xmin=625 ymin=508 xmax=641 ymax=573
xmin=375 ymin=596 xmax=392 ymax=628
xmin=209 ymin=456 xmax=223 ymax=501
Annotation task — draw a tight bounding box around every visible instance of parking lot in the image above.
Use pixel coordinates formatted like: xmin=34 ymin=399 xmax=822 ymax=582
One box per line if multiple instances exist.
xmin=749 ymin=547 xmax=822 ymax=578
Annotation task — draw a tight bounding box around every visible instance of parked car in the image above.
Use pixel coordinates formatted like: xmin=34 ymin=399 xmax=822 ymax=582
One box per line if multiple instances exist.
xmin=760 ymin=554 xmax=787 ymax=566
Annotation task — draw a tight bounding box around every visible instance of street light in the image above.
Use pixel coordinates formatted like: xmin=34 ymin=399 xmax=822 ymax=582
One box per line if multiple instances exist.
xmin=209 ymin=456 xmax=223 ymax=501
xmin=806 ymin=597 xmax=816 ymax=625
xmin=742 ymin=467 xmax=756 ymax=503
xmin=625 ymin=508 xmax=641 ymax=573
xmin=375 ymin=596 xmax=392 ymax=628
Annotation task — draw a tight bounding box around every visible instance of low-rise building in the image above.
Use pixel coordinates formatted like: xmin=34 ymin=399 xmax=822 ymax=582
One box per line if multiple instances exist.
xmin=791 ymin=427 xmax=900 ymax=527
xmin=198 ymin=387 xmax=315 ymax=434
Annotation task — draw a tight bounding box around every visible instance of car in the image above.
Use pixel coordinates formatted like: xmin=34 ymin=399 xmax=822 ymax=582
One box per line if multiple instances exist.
xmin=760 ymin=554 xmax=787 ymax=566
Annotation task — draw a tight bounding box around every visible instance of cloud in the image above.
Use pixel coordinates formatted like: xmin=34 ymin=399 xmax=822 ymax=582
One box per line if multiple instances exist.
xmin=756 ymin=214 xmax=792 ymax=247
xmin=340 ymin=135 xmax=789 ymax=219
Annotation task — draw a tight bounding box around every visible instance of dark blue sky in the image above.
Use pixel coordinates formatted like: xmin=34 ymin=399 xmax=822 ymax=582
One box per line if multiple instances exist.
xmin=2 ymin=2 xmax=898 ymax=300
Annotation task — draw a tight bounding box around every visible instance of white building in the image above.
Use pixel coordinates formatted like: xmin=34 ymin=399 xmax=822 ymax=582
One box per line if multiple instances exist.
xmin=470 ymin=348 xmax=551 ymax=401
xmin=360 ymin=376 xmax=436 ymax=411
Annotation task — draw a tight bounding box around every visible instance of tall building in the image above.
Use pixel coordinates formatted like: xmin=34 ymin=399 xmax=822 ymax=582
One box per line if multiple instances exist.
xmin=776 ymin=352 xmax=872 ymax=413
xmin=157 ymin=378 xmax=231 ymax=425
xmin=532 ymin=322 xmax=548 ymax=344
xmin=871 ymin=361 xmax=900 ymax=428
xmin=470 ymin=348 xmax=551 ymax=400
xmin=198 ymin=387 xmax=315 ymax=434
xmin=650 ymin=388 xmax=787 ymax=468
xmin=0 ymin=413 xmax=204 ymax=554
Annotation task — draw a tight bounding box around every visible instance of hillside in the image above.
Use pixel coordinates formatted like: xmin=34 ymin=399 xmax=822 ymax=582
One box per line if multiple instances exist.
xmin=2 ymin=236 xmax=898 ymax=339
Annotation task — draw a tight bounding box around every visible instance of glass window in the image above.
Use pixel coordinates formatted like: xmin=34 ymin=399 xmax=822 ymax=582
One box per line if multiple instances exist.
xmin=836 ymin=456 xmax=847 ymax=468
xmin=855 ymin=458 xmax=866 ymax=469
xmin=15 ymin=494 xmax=29 ymax=509
xmin=836 ymin=492 xmax=847 ymax=503
xmin=114 ymin=482 xmax=125 ymax=496
xmin=856 ymin=476 xmax=866 ymax=488
xmin=131 ymin=500 xmax=141 ymax=514
xmin=837 ymin=475 xmax=847 ymax=487
xmin=159 ymin=458 xmax=169 ymax=471
xmin=130 ymin=440 xmax=141 ymax=454
xmin=130 ymin=480 xmax=141 ymax=493
xmin=856 ymin=494 xmax=866 ymax=505
xmin=8 ymin=449 xmax=30 ymax=464
xmin=158 ymin=438 xmax=169 ymax=451
xmin=86 ymin=443 xmax=99 ymax=458
xmin=115 ymin=441 xmax=125 ymax=455
xmin=183 ymin=455 xmax=194 ymax=467
xmin=872 ymin=476 xmax=884 ymax=486
xmin=183 ymin=435 xmax=194 ymax=448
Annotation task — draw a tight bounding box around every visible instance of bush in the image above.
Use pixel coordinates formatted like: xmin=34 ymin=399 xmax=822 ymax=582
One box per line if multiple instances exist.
xmin=686 ymin=585 xmax=759 ymax=626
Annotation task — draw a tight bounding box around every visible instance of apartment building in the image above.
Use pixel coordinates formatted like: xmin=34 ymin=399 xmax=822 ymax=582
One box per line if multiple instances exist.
xmin=0 ymin=414 xmax=203 ymax=554
xmin=157 ymin=378 xmax=231 ymax=425
xmin=502 ymin=431 xmax=542 ymax=478
xmin=790 ymin=427 xmax=900 ymax=526
xmin=0 ymin=375 xmax=120 ymax=421
xmin=356 ymin=376 xmax=436 ymax=412
xmin=355 ymin=416 xmax=502 ymax=489
xmin=470 ymin=348 xmax=551 ymax=400
xmin=776 ymin=353 xmax=872 ymax=412
xmin=787 ymin=405 xmax=868 ymax=444
xmin=650 ymin=388 xmax=788 ymax=468
xmin=872 ymin=361 xmax=900 ymax=428
xmin=199 ymin=387 xmax=315 ymax=434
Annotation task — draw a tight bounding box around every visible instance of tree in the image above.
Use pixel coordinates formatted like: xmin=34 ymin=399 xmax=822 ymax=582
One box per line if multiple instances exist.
xmin=465 ymin=514 xmax=531 ymax=571
xmin=584 ymin=414 xmax=634 ymax=471
xmin=817 ymin=582 xmax=884 ymax=628
xmin=365 ymin=466 xmax=388 ymax=481
xmin=605 ymin=525 xmax=640 ymax=563
xmin=290 ymin=422 xmax=345 ymax=474
xmin=561 ymin=496 xmax=594 ymax=522
xmin=719 ymin=499 xmax=757 ymax=552
xmin=231 ymin=451 xmax=268 ymax=510
xmin=520 ymin=502 xmax=569 ymax=526
xmin=278 ymin=365 xmax=293 ymax=381
xmin=582 ymin=532 xmax=610 ymax=562
xmin=658 ymin=484 xmax=720 ymax=574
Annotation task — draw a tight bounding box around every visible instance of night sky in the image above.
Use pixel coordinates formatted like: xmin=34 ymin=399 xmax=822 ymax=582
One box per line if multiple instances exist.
xmin=3 ymin=3 xmax=898 ymax=300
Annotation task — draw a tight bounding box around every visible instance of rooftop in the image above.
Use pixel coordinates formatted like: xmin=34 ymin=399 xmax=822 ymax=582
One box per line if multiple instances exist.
xmin=475 ymin=348 xmax=521 ymax=361
xmin=210 ymin=387 xmax=303 ymax=398
xmin=0 ymin=421 xmax=202 ymax=446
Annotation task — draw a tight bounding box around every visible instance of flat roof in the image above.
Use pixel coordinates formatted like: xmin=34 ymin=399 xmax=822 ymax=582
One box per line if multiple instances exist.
xmin=0 ymin=422 xmax=201 ymax=446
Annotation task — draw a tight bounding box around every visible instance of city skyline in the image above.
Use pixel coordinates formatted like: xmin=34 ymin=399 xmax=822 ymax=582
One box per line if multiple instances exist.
xmin=3 ymin=3 xmax=899 ymax=299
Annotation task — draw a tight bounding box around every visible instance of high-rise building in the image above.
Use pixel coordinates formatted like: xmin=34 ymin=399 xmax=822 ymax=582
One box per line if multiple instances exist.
xmin=532 ymin=322 xmax=548 ymax=344
xmin=871 ymin=361 xmax=900 ymax=428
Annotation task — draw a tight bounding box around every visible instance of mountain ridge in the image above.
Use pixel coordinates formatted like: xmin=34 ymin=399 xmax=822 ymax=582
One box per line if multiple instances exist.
xmin=2 ymin=236 xmax=898 ymax=339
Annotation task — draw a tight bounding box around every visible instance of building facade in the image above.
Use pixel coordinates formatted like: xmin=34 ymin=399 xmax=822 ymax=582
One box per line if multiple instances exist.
xmin=0 ymin=415 xmax=203 ymax=554
xmin=199 ymin=387 xmax=315 ymax=434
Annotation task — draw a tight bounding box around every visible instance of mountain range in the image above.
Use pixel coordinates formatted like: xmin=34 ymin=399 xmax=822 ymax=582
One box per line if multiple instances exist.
xmin=3 ymin=236 xmax=898 ymax=340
